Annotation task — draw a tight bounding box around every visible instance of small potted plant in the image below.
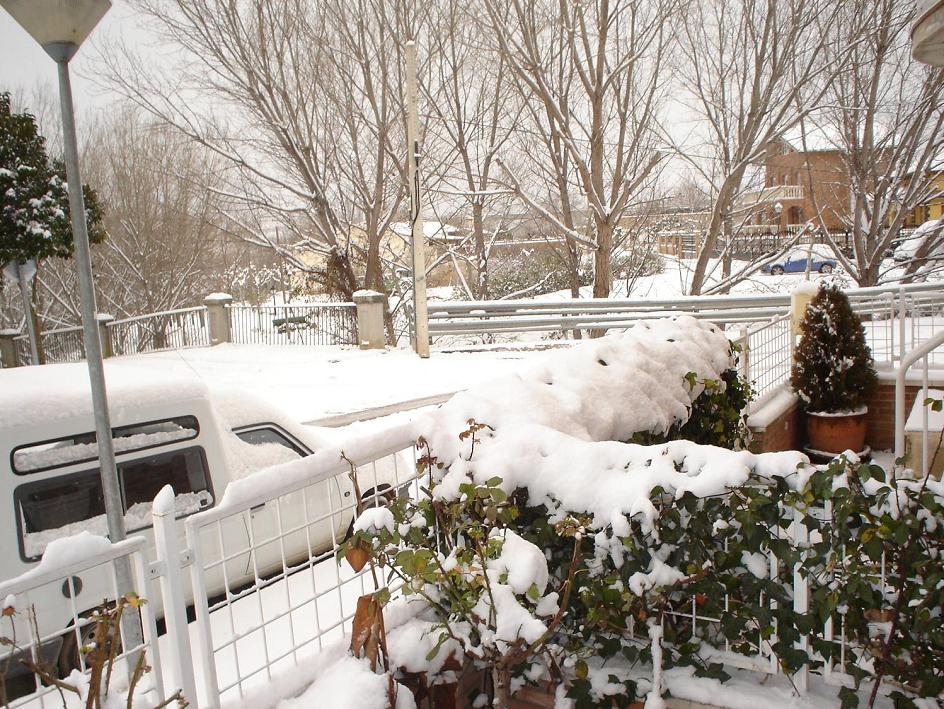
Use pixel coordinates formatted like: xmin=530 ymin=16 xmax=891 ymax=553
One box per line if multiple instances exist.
xmin=791 ymin=284 xmax=878 ymax=455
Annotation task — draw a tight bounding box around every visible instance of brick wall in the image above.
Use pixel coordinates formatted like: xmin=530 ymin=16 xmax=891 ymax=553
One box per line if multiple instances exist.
xmin=864 ymin=382 xmax=922 ymax=452
xmin=749 ymin=398 xmax=802 ymax=453
xmin=751 ymin=383 xmax=927 ymax=454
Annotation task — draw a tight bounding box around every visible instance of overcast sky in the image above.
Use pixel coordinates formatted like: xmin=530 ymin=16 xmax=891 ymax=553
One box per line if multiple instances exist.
xmin=0 ymin=2 xmax=139 ymax=114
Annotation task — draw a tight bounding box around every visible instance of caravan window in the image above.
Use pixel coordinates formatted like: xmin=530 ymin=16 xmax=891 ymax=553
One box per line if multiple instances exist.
xmin=11 ymin=416 xmax=200 ymax=475
xmin=15 ymin=446 xmax=213 ymax=560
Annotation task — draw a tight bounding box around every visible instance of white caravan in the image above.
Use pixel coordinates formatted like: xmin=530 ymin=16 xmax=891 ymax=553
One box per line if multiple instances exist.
xmin=0 ymin=362 xmax=403 ymax=678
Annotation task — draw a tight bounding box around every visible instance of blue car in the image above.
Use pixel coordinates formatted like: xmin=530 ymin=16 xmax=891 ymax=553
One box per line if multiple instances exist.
xmin=761 ymin=250 xmax=837 ymax=275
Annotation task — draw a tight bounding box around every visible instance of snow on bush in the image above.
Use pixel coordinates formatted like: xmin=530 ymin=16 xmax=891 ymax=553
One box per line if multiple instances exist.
xmin=340 ymin=318 xmax=943 ymax=707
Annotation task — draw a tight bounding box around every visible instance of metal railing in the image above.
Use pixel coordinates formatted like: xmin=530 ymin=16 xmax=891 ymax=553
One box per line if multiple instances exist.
xmin=181 ymin=423 xmax=420 ymax=707
xmin=37 ymin=325 xmax=85 ymax=364
xmin=0 ymin=536 xmax=167 ymax=708
xmin=735 ymin=314 xmax=793 ymax=402
xmin=11 ymin=334 xmax=31 ymax=366
xmin=229 ymin=303 xmax=358 ymax=347
xmin=109 ymin=307 xmax=210 ymax=356
xmin=427 ymin=282 xmax=944 ymax=347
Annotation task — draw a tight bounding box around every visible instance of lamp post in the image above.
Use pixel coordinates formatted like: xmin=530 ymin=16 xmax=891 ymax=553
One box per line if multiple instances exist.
xmin=1 ymin=2 xmax=140 ymax=639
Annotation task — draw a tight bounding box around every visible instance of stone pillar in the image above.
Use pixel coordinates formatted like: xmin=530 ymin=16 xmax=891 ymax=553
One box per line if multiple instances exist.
xmin=0 ymin=329 xmax=19 ymax=368
xmin=353 ymin=290 xmax=387 ymax=350
xmin=791 ymin=283 xmax=819 ymax=336
xmin=96 ymin=314 xmax=115 ymax=358
xmin=204 ymin=293 xmax=233 ymax=346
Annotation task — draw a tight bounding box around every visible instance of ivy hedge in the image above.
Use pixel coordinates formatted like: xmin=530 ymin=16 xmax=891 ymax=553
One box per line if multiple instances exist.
xmin=343 ymin=367 xmax=944 ymax=709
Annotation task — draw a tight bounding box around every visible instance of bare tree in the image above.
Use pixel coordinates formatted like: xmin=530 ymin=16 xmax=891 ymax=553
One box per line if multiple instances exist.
xmin=96 ymin=0 xmax=403 ymax=304
xmin=675 ymin=0 xmax=844 ymax=295
xmin=483 ymin=0 xmax=674 ymax=300
xmin=803 ymin=0 xmax=944 ymax=286
xmin=419 ymin=0 xmax=522 ymax=299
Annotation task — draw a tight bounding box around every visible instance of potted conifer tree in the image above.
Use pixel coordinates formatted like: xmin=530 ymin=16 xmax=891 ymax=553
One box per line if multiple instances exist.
xmin=791 ymin=284 xmax=878 ymax=454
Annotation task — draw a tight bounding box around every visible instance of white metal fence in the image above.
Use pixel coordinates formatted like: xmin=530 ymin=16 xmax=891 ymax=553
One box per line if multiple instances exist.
xmin=109 ymin=307 xmax=211 ymax=356
xmin=0 ymin=536 xmax=166 ymax=708
xmin=735 ymin=314 xmax=794 ymax=402
xmin=229 ymin=303 xmax=358 ymax=347
xmin=181 ymin=426 xmax=419 ymax=708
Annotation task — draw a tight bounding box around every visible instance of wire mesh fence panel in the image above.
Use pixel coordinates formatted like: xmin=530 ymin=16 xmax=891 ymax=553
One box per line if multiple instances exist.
xmin=37 ymin=326 xmax=85 ymax=364
xmin=228 ymin=304 xmax=358 ymax=346
xmin=109 ymin=307 xmax=210 ymax=356
xmin=853 ymin=291 xmax=899 ymax=366
xmin=184 ymin=430 xmax=419 ymax=706
xmin=0 ymin=537 xmax=166 ymax=708
xmin=742 ymin=315 xmax=793 ymax=401
xmin=904 ymin=292 xmax=944 ymax=367
xmin=12 ymin=335 xmax=31 ymax=366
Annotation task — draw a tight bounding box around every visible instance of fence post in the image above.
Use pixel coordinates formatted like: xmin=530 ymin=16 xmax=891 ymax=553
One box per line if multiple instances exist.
xmin=0 ymin=329 xmax=19 ymax=367
xmin=898 ymin=287 xmax=907 ymax=364
xmin=354 ymin=290 xmax=387 ymax=349
xmin=739 ymin=325 xmax=750 ymax=383
xmin=151 ymin=486 xmax=199 ymax=705
xmin=96 ymin=313 xmax=114 ymax=358
xmin=791 ymin=513 xmax=810 ymax=693
xmin=186 ymin=518 xmax=222 ymax=709
xmin=790 ymin=284 xmax=818 ymax=336
xmin=204 ymin=293 xmax=233 ymax=346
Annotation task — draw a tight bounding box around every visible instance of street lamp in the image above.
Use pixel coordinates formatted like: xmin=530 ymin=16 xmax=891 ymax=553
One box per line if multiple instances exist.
xmin=1 ymin=3 xmax=126 ymax=547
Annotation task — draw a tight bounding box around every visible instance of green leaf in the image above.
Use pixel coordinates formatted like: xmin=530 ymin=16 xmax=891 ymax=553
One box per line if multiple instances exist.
xmin=527 ymin=583 xmax=540 ymax=601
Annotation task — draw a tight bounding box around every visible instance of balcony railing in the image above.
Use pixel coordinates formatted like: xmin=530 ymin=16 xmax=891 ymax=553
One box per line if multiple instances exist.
xmin=739 ymin=184 xmax=805 ymax=206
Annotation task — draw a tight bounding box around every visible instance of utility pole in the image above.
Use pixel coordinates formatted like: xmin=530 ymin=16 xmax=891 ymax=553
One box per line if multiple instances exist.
xmin=405 ymin=40 xmax=430 ymax=358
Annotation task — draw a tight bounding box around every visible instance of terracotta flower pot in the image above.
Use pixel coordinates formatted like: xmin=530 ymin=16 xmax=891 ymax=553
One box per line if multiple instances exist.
xmin=806 ymin=408 xmax=868 ymax=454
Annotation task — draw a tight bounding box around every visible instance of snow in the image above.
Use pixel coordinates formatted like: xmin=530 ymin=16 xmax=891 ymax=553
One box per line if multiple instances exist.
xmin=905 ymin=388 xmax=944 ymax=432
xmin=23 ymin=491 xmax=212 ymax=557
xmin=275 ymin=653 xmax=414 ymax=709
xmin=0 ymin=364 xmax=210 ymax=430
xmin=645 ymin=622 xmax=665 ymax=709
xmin=204 ymin=292 xmax=233 ymax=302
xmin=740 ymin=551 xmax=769 ymax=579
xmin=386 ymin=616 xmax=461 ymax=675
xmin=99 ymin=344 xmax=543 ymax=426
xmin=419 ymin=318 xmax=809 ymax=535
xmin=12 ymin=426 xmax=197 ymax=472
xmin=793 ymin=281 xmax=820 ymax=296
xmin=353 ymin=507 xmax=395 ymax=534
xmin=20 ymin=531 xmax=113 ymax=579
xmin=488 ymin=530 xmax=549 ymax=596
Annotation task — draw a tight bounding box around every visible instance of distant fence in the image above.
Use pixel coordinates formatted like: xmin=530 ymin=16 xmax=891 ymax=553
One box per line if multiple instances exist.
xmin=110 ymin=307 xmax=211 ymax=355
xmin=2 ymin=300 xmax=360 ymax=367
xmin=229 ymin=303 xmax=358 ymax=347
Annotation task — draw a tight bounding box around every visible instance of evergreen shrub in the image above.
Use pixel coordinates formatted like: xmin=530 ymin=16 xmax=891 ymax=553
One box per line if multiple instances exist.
xmin=791 ymin=284 xmax=877 ymax=413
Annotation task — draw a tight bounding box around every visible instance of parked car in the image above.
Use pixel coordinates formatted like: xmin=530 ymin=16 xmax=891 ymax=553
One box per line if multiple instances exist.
xmin=0 ymin=363 xmax=406 ymax=679
xmin=761 ymin=248 xmax=838 ymax=275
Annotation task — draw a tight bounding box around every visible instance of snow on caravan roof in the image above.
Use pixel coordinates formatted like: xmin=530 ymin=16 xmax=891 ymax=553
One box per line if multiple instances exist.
xmin=0 ymin=361 xmax=211 ymax=430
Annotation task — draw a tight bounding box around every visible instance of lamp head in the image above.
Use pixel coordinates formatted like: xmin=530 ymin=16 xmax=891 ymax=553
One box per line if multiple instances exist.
xmin=0 ymin=0 xmax=111 ymax=60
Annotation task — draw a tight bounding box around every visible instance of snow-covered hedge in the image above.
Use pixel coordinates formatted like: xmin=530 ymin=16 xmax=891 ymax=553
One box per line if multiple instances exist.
xmin=343 ymin=319 xmax=944 ymax=708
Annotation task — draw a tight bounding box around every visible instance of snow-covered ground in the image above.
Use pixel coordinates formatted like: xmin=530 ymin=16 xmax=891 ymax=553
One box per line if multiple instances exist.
xmin=105 ymin=343 xmax=551 ymax=425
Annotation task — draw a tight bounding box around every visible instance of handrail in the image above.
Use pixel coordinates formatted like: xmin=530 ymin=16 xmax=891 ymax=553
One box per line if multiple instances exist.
xmin=428 ymin=281 xmax=943 ymax=317
xmin=894 ymin=329 xmax=944 ymax=460
xmin=109 ymin=306 xmax=207 ymax=327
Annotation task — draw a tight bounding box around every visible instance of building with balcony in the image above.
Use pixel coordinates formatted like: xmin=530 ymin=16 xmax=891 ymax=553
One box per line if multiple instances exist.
xmin=739 ymin=139 xmax=853 ymax=233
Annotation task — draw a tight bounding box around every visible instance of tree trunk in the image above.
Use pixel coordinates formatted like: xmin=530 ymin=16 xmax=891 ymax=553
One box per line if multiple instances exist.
xmin=592 ymin=218 xmax=612 ymax=299
xmin=472 ymin=201 xmax=488 ymax=299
